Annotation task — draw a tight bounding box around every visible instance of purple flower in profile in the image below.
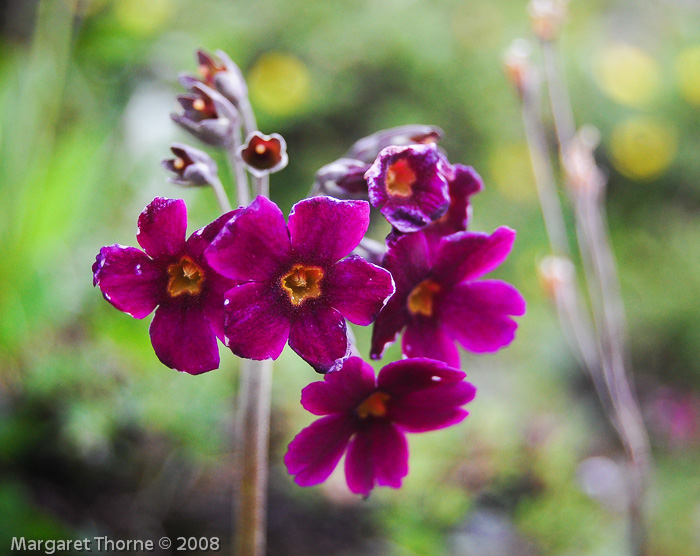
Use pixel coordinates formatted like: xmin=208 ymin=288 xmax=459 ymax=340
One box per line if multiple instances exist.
xmin=93 ymin=198 xmax=238 ymax=374
xmin=284 ymin=356 xmax=476 ymax=496
xmin=171 ymin=83 xmax=238 ymax=146
xmin=205 ymin=196 xmax=395 ymax=373
xmin=371 ymin=228 xmax=526 ymax=367
xmin=366 ymin=143 xmax=451 ymax=233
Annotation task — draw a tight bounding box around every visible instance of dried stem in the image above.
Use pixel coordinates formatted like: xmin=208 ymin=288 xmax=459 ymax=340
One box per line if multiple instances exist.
xmin=234 ymin=359 xmax=273 ymax=556
xmin=537 ymin=34 xmax=652 ymax=556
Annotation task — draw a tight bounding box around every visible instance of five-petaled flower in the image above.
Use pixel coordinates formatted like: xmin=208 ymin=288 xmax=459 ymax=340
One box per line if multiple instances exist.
xmin=93 ymin=198 xmax=238 ymax=374
xmin=284 ymin=356 xmax=476 ymax=496
xmin=205 ymin=195 xmax=395 ymax=373
xmin=366 ymin=143 xmax=452 ymax=233
xmin=371 ymin=228 xmax=526 ymax=367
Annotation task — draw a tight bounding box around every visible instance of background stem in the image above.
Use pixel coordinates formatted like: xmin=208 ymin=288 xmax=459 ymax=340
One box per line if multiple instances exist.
xmin=234 ymin=359 xmax=273 ymax=556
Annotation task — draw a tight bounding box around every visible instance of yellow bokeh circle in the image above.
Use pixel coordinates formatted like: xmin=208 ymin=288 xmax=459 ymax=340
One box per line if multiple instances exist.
xmin=610 ymin=117 xmax=677 ymax=180
xmin=594 ymin=44 xmax=661 ymax=107
xmin=248 ymin=52 xmax=311 ymax=117
xmin=676 ymin=46 xmax=700 ymax=106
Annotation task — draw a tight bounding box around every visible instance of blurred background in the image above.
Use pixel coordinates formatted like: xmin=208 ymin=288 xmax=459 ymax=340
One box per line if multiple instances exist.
xmin=1 ymin=0 xmax=699 ymax=554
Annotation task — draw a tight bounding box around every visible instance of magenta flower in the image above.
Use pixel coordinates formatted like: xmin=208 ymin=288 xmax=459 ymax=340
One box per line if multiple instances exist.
xmin=93 ymin=198 xmax=238 ymax=374
xmin=425 ymin=164 xmax=484 ymax=239
xmin=284 ymin=356 xmax=476 ymax=496
xmin=371 ymin=228 xmax=526 ymax=367
xmin=205 ymin=196 xmax=395 ymax=373
xmin=365 ymin=143 xmax=451 ymax=233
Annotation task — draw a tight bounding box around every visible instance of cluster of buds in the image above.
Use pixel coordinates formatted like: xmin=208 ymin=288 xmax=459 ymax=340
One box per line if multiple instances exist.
xmin=93 ymin=48 xmax=525 ymax=496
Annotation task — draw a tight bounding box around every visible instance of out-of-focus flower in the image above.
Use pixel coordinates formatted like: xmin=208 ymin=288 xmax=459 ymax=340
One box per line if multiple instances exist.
xmin=371 ymin=229 xmax=525 ymax=367
xmin=238 ymin=131 xmax=288 ymax=178
xmin=162 ymin=143 xmax=218 ymax=187
xmin=93 ymin=198 xmax=239 ymax=374
xmin=284 ymin=356 xmax=476 ymax=496
xmin=345 ymin=125 xmax=443 ymax=164
xmin=564 ymin=126 xmax=606 ymax=193
xmin=180 ymin=49 xmax=249 ymax=108
xmin=610 ymin=116 xmax=677 ymax=180
xmin=171 ymin=83 xmax=238 ymax=146
xmin=205 ymin=196 xmax=395 ymax=373
xmin=594 ymin=44 xmax=661 ymax=108
xmin=366 ymin=144 xmax=451 ymax=233
xmin=677 ymin=45 xmax=700 ymax=106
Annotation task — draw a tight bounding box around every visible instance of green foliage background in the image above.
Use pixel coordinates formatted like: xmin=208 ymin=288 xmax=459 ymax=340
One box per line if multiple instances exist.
xmin=1 ymin=0 xmax=699 ymax=554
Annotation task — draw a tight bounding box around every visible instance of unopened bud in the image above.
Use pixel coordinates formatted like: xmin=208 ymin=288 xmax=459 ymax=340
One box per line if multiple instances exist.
xmin=162 ymin=143 xmax=218 ymax=186
xmin=504 ymin=39 xmax=536 ymax=99
xmin=538 ymin=255 xmax=575 ymax=299
xmin=313 ymin=158 xmax=370 ymax=198
xmin=528 ymin=0 xmax=568 ymax=42
xmin=344 ymin=125 xmax=444 ymax=164
xmin=564 ymin=126 xmax=606 ymax=194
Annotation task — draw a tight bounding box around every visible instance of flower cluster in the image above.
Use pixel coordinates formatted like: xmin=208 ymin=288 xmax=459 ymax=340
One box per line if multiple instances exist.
xmin=93 ymin=49 xmax=524 ymax=497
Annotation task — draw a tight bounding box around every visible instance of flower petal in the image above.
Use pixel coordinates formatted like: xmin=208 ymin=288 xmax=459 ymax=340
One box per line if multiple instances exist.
xmin=288 ymin=304 xmax=350 ymax=373
xmin=439 ymin=280 xmax=526 ymax=353
xmin=325 ymin=256 xmax=395 ymax=326
xmin=426 ymin=164 xmax=483 ymax=237
xmin=300 ymin=357 xmax=377 ymax=415
xmin=284 ymin=414 xmax=355 ymax=487
xmin=382 ymin=231 xmax=432 ymax=293
xmin=432 ymin=227 xmax=516 ymax=286
xmin=389 ymin=382 xmax=475 ymax=433
xmin=369 ymin=292 xmax=410 ymax=360
xmin=344 ymin=422 xmax=408 ymax=496
xmin=149 ymin=301 xmax=219 ymax=374
xmin=223 ymin=282 xmax=290 ymax=360
xmin=136 ymin=197 xmax=188 ymax=260
xmin=377 ymin=357 xmax=466 ymax=396
xmin=185 ymin=209 xmax=240 ymax=260
xmin=402 ymin=319 xmax=460 ymax=368
xmin=288 ymin=197 xmax=369 ymax=265
xmin=92 ymin=245 xmax=164 ymax=319
xmin=205 ymin=196 xmax=291 ymax=281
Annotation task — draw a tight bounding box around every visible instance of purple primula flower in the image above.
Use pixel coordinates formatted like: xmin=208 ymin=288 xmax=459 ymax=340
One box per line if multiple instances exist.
xmin=93 ymin=198 xmax=239 ymax=374
xmin=370 ymin=228 xmax=526 ymax=367
xmin=366 ymin=143 xmax=451 ymax=233
xmin=284 ymin=356 xmax=476 ymax=496
xmin=205 ymin=196 xmax=395 ymax=373
xmin=238 ymin=131 xmax=288 ymax=178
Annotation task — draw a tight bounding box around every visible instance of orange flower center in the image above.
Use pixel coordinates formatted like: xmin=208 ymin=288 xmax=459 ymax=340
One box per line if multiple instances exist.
xmin=385 ymin=158 xmax=416 ymax=197
xmin=356 ymin=391 xmax=391 ymax=419
xmin=407 ymin=279 xmax=441 ymax=317
xmin=167 ymin=256 xmax=205 ymax=297
xmin=281 ymin=264 xmax=324 ymax=306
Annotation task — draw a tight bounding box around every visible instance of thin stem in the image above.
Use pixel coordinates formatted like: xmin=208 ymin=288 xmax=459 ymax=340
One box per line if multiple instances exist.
xmin=226 ymin=129 xmax=250 ymax=207
xmin=254 ymin=175 xmax=269 ymax=198
xmin=541 ymin=40 xmax=576 ymax=154
xmin=234 ymin=359 xmax=273 ymax=556
xmin=520 ymin=82 xmax=571 ymax=257
xmin=210 ymin=176 xmax=233 ymax=213
xmin=237 ymin=97 xmax=258 ymax=138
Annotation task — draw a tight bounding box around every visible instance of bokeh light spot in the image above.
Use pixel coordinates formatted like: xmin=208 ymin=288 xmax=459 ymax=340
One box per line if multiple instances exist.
xmin=610 ymin=116 xmax=677 ymax=180
xmin=594 ymin=44 xmax=661 ymax=107
xmin=249 ymin=52 xmax=311 ymax=116
xmin=489 ymin=142 xmax=537 ymax=202
xmin=676 ymin=45 xmax=700 ymax=106
xmin=114 ymin=0 xmax=171 ymax=36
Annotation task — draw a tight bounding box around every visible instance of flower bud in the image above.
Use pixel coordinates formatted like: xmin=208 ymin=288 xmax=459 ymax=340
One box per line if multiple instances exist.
xmin=162 ymin=143 xmax=218 ymax=187
xmin=538 ymin=255 xmax=575 ymax=300
xmin=528 ymin=0 xmax=568 ymax=42
xmin=564 ymin=126 xmax=606 ymax=195
xmin=313 ymin=158 xmax=370 ymax=198
xmin=238 ymin=131 xmax=288 ymax=178
xmin=179 ymin=49 xmax=249 ymax=108
xmin=171 ymin=83 xmax=239 ymax=146
xmin=504 ymin=39 xmax=536 ymax=99
xmin=344 ymin=125 xmax=443 ymax=164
